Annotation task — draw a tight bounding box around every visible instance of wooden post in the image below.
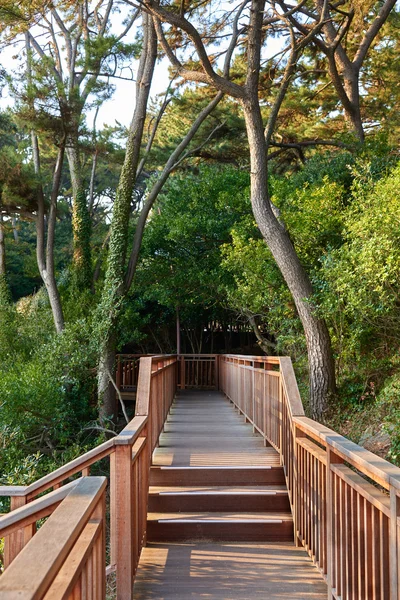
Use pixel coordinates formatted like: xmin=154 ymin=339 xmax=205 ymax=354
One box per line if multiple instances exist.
xmin=113 ymin=443 xmax=134 ymax=600
xmin=92 ymin=490 xmax=107 ymax=600
xmin=390 ymin=482 xmax=400 ymax=599
xmin=326 ymin=441 xmax=344 ymax=600
xmin=176 ymin=307 xmax=181 ymax=355
xmin=215 ymin=355 xmax=219 ymax=390
xmin=180 ymin=355 xmax=186 ymax=390
xmin=3 ymin=495 xmax=28 ymax=568
xmin=293 ymin=423 xmax=306 ymax=548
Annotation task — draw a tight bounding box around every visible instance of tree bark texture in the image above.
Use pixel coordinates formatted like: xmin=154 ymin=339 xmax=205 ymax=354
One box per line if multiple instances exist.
xmin=32 ymin=132 xmax=65 ymax=333
xmin=66 ymin=137 xmax=92 ymax=291
xmin=98 ymin=331 xmax=117 ymax=422
xmin=239 ymin=0 xmax=335 ymax=417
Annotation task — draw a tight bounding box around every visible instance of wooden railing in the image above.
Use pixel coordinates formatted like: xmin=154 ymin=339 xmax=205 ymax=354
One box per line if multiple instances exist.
xmin=0 ymin=477 xmax=106 ymax=599
xmin=116 ymin=354 xmax=143 ymax=391
xmin=3 ymin=352 xmax=399 ymax=599
xmin=178 ymin=354 xmax=218 ymax=389
xmin=0 ymin=354 xmax=178 ymax=600
xmin=219 ymin=354 xmax=400 ymax=600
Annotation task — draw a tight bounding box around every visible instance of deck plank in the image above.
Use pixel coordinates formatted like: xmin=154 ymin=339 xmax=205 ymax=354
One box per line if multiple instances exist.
xmin=152 ymin=391 xmax=277 ymax=468
xmin=134 ymin=542 xmax=328 ymax=599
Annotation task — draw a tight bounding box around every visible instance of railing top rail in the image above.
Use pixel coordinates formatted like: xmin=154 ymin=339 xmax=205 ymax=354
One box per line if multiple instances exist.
xmin=0 ymin=439 xmax=114 ymax=500
xmin=222 ymin=354 xmax=281 ymax=364
xmin=178 ymin=354 xmax=218 ymax=357
xmin=117 ymin=353 xmax=177 ymax=360
xmin=114 ymin=414 xmax=148 ymax=446
xmin=294 ymin=415 xmax=400 ymax=491
xmin=0 ymin=477 xmax=106 ymax=600
xmin=0 ymin=480 xmax=79 ymax=539
xmin=278 ymin=357 xmax=305 ymax=417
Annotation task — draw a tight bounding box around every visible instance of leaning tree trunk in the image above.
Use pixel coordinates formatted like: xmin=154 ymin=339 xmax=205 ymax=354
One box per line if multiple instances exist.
xmin=97 ymin=13 xmax=223 ymax=418
xmin=66 ymin=136 xmax=92 ymax=291
xmin=242 ymin=98 xmax=336 ymax=418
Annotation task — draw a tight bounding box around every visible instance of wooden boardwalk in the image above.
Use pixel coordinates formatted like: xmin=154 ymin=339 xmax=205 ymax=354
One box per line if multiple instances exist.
xmin=134 ymin=390 xmax=327 ymax=598
xmin=2 ymin=355 xmax=398 ymax=598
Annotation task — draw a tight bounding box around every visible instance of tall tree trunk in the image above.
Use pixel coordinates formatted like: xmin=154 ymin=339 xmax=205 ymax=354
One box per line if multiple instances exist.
xmin=26 ymin=33 xmax=65 ymax=333
xmin=97 ymin=14 xmax=222 ymax=418
xmin=66 ymin=135 xmax=92 ymax=291
xmin=326 ymin=57 xmax=365 ymax=143
xmin=97 ymin=13 xmax=158 ymax=419
xmin=33 ymin=133 xmax=65 ymax=333
xmin=0 ymin=214 xmax=5 ymax=277
xmin=242 ymin=98 xmax=335 ymax=417
xmin=0 ymin=214 xmax=9 ymax=302
xmin=97 ymin=331 xmax=117 ymax=419
xmin=343 ymin=70 xmax=365 ymax=143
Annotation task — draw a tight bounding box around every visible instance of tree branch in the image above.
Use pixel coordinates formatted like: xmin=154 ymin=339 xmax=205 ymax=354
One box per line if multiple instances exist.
xmin=148 ymin=5 xmax=246 ymax=98
xmin=136 ymin=78 xmax=176 ymax=179
xmin=353 ymin=0 xmax=397 ymax=69
xmin=124 ymin=91 xmax=223 ymax=290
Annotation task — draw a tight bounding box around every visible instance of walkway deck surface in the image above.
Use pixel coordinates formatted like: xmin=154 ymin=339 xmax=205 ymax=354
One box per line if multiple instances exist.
xmin=134 ymin=390 xmax=327 ymax=599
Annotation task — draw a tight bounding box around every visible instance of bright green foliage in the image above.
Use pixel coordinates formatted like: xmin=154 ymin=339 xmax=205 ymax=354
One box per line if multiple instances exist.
xmin=221 ymin=222 xmax=303 ymax=355
xmin=0 ymin=291 xmax=99 ymax=491
xmin=130 ymin=166 xmax=250 ymax=350
xmin=320 ymin=161 xmax=400 ymax=364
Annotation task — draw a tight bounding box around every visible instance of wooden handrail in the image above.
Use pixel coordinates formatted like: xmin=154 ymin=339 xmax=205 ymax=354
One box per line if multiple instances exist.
xmin=0 ymin=477 xmax=106 ymax=599
xmin=0 ymin=480 xmax=78 ymax=539
xmin=0 ymin=354 xmax=179 ymax=600
xmin=219 ymin=353 xmax=400 ymax=599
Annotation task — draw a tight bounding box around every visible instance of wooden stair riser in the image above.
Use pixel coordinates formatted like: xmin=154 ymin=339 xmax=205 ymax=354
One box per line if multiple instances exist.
xmin=149 ymin=467 xmax=285 ymax=486
xmin=147 ymin=520 xmax=294 ymax=542
xmin=148 ymin=492 xmax=290 ymax=513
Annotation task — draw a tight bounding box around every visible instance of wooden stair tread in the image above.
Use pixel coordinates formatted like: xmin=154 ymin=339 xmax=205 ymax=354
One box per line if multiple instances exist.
xmin=149 ymin=485 xmax=287 ymax=494
xmin=148 ymin=511 xmax=293 ymax=522
xmin=152 ymin=456 xmax=281 ymax=467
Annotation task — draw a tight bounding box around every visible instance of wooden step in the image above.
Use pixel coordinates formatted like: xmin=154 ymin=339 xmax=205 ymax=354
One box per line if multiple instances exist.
xmin=149 ymin=466 xmax=286 ymax=486
xmin=148 ymin=485 xmax=290 ymax=512
xmin=147 ymin=511 xmax=294 ymax=542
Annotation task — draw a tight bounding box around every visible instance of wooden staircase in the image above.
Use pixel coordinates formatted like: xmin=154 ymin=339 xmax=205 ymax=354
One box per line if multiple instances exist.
xmin=146 ymin=391 xmax=294 ymax=543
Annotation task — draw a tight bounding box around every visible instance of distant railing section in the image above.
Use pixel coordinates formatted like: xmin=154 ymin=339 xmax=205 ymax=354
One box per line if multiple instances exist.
xmin=116 ymin=354 xmax=145 ymax=391
xmin=178 ymin=354 xmax=218 ymax=389
xmin=0 ymin=354 xmax=178 ymax=600
xmin=219 ymin=354 xmax=400 ymax=600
